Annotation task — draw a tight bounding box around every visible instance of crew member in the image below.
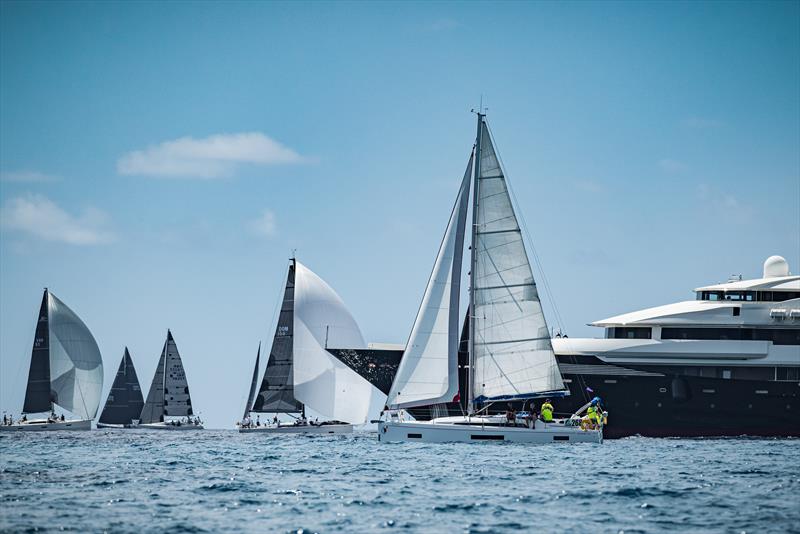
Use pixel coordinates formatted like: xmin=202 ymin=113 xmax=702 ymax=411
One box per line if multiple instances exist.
xmin=586 ymin=397 xmax=602 ymax=429
xmin=540 ymin=399 xmax=554 ymax=422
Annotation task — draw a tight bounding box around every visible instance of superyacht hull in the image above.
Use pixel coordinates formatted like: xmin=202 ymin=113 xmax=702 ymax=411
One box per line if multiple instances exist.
xmin=0 ymin=419 xmax=92 ymax=431
xmin=378 ymin=419 xmax=601 ymax=444
xmin=238 ymin=424 xmax=353 ymax=434
xmin=557 ymin=366 xmax=800 ymax=439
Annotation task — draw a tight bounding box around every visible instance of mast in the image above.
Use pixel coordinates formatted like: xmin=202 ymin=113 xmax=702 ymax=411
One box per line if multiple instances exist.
xmin=467 ymin=112 xmax=483 ymax=415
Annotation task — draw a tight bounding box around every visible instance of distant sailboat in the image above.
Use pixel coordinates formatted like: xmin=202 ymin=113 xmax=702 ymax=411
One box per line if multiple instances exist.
xmin=97 ymin=348 xmax=144 ymax=429
xmin=1 ymin=289 xmax=103 ymax=431
xmin=138 ymin=330 xmax=203 ymax=430
xmin=379 ymin=113 xmax=605 ymax=444
xmin=238 ymin=259 xmax=384 ymax=434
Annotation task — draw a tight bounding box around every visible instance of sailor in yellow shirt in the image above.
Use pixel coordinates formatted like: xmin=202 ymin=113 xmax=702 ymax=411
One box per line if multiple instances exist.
xmin=540 ymin=399 xmax=554 ymax=422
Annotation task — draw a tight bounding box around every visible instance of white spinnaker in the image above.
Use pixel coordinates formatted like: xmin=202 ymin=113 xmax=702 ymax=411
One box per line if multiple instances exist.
xmin=47 ymin=293 xmax=104 ymax=419
xmin=292 ymin=261 xmax=383 ymax=424
xmin=387 ymin=154 xmax=472 ymax=409
xmin=471 ymin=122 xmax=564 ymax=402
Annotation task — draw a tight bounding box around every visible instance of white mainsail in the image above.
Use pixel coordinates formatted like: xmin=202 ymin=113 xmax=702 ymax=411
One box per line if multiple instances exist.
xmin=292 ymin=261 xmax=383 ymax=424
xmin=386 ymin=154 xmax=472 ymax=409
xmin=47 ymin=292 xmax=104 ymax=419
xmin=471 ymin=121 xmax=564 ymax=403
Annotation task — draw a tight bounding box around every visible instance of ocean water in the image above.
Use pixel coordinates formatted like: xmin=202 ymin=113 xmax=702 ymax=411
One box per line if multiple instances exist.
xmin=1 ymin=431 xmax=798 ymax=533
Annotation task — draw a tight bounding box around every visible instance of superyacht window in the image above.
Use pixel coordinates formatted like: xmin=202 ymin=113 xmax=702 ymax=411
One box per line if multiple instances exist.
xmin=696 ymin=290 xmax=799 ymax=302
xmin=661 ymin=327 xmax=800 ymax=345
xmin=608 ymin=327 xmax=652 ymax=339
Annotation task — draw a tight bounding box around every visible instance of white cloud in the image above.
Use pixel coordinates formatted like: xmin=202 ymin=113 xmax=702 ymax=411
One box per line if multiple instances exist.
xmin=117 ymin=132 xmax=304 ymax=179
xmin=249 ymin=209 xmax=277 ymax=238
xmin=1 ymin=194 xmax=115 ymax=245
xmin=658 ymin=158 xmax=687 ymax=173
xmin=0 ymin=170 xmax=60 ymax=183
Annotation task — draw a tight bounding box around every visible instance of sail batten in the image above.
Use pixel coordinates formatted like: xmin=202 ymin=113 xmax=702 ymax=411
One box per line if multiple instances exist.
xmin=386 ymin=153 xmax=473 ymax=409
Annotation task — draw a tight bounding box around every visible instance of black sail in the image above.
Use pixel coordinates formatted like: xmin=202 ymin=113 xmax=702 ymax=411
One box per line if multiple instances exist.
xmin=242 ymin=343 xmax=261 ymax=420
xmin=139 ymin=341 xmax=166 ymax=424
xmin=163 ymin=330 xmax=194 ymax=417
xmin=99 ymin=348 xmax=144 ymax=425
xmin=252 ymin=262 xmax=303 ymax=413
xmin=23 ymin=289 xmax=52 ymax=414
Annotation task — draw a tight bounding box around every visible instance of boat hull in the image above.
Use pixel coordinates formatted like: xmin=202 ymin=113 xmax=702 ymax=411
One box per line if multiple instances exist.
xmin=136 ymin=422 xmax=204 ymax=431
xmin=96 ymin=423 xmax=136 ymax=429
xmin=238 ymin=424 xmax=353 ymax=434
xmin=0 ymin=419 xmax=92 ymax=431
xmin=378 ymin=420 xmax=602 ymax=444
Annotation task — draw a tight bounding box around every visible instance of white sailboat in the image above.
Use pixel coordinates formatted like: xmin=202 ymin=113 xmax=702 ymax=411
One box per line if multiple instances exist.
xmin=379 ymin=113 xmax=605 ymax=444
xmin=1 ymin=289 xmax=103 ymax=432
xmin=238 ymin=259 xmax=384 ymax=434
xmin=137 ymin=330 xmax=203 ymax=430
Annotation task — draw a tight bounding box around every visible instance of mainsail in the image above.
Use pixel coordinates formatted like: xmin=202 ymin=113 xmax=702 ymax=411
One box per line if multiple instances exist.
xmin=140 ymin=330 xmax=194 ymax=423
xmin=23 ymin=289 xmax=104 ymax=419
xmin=99 ymin=348 xmax=144 ymax=425
xmin=292 ymin=261 xmax=382 ymax=424
xmin=242 ymin=343 xmax=261 ymax=420
xmin=386 ymin=153 xmax=472 ymax=409
xmin=470 ymin=120 xmax=565 ymax=403
xmin=252 ymin=262 xmax=303 ymax=413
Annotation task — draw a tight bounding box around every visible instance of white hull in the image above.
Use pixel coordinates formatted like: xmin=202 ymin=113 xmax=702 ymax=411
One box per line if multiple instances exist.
xmin=136 ymin=422 xmax=204 ymax=431
xmin=378 ymin=417 xmax=602 ymax=444
xmin=238 ymin=423 xmax=353 ymax=434
xmin=0 ymin=419 xmax=92 ymax=432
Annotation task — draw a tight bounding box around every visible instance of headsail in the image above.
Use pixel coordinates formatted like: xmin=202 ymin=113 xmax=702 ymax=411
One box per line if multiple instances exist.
xmin=242 ymin=343 xmax=261 ymax=420
xmin=386 ymin=153 xmax=472 ymax=409
xmin=139 ymin=344 xmax=166 ymax=424
xmin=252 ymin=262 xmax=303 ymax=413
xmin=292 ymin=261 xmax=382 ymax=424
xmin=99 ymin=348 xmax=144 ymax=425
xmin=23 ymin=290 xmax=52 ymax=414
xmin=471 ymin=120 xmax=565 ymax=403
xmin=46 ymin=291 xmax=104 ymax=419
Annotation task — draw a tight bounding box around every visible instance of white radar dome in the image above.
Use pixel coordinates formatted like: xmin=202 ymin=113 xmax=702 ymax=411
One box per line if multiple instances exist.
xmin=763 ymin=255 xmax=790 ymax=278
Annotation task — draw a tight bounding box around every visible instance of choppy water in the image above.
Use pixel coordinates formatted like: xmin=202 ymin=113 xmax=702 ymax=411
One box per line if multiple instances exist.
xmin=1 ymin=431 xmax=798 ymax=533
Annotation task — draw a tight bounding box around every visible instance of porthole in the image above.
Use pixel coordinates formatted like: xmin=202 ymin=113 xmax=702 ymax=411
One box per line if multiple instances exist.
xmin=657 ymin=402 xmax=662 ymax=408
xmin=710 ymin=404 xmax=715 ymax=409
xmin=659 ymin=387 xmax=667 ymax=393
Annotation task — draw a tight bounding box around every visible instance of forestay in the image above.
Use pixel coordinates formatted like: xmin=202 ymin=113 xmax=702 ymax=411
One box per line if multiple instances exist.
xmin=292 ymin=261 xmax=381 ymax=424
xmin=47 ymin=292 xmax=104 ymax=419
xmin=387 ymin=154 xmax=472 ymax=409
xmin=471 ymin=121 xmax=565 ymax=402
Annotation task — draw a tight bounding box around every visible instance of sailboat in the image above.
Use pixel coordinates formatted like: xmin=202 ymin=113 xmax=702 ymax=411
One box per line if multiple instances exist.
xmin=238 ymin=259 xmax=384 ymax=434
xmin=379 ymin=113 xmax=605 ymax=444
xmin=1 ymin=289 xmax=103 ymax=432
xmin=137 ymin=330 xmax=203 ymax=430
xmin=97 ymin=348 xmax=144 ymax=428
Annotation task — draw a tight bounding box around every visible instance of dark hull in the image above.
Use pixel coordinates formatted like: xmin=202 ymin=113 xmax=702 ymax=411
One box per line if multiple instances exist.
xmin=556 ymin=370 xmax=799 ymax=439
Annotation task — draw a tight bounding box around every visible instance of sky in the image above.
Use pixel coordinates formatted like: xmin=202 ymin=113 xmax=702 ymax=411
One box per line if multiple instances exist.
xmin=1 ymin=1 xmax=798 ymax=428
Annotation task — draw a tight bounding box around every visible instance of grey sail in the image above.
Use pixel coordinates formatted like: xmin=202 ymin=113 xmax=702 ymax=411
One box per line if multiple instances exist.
xmin=470 ymin=119 xmax=565 ymax=404
xmin=139 ymin=346 xmax=166 ymax=424
xmin=163 ymin=331 xmax=194 ymax=417
xmin=99 ymin=348 xmax=144 ymax=425
xmin=242 ymin=343 xmax=261 ymax=420
xmin=23 ymin=290 xmax=52 ymax=414
xmin=252 ymin=262 xmax=303 ymax=413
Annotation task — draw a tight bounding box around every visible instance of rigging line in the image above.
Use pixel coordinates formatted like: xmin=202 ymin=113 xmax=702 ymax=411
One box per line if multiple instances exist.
xmin=484 ymin=122 xmax=567 ymax=334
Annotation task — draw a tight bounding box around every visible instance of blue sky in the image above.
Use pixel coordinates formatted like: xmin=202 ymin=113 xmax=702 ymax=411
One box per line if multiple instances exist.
xmin=1 ymin=1 xmax=798 ymax=428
